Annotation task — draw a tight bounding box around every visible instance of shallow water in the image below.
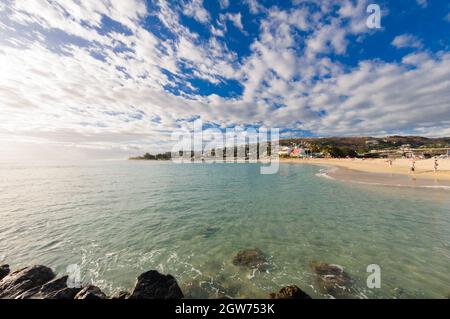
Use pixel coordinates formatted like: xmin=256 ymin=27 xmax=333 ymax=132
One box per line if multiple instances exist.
xmin=0 ymin=161 xmax=449 ymax=298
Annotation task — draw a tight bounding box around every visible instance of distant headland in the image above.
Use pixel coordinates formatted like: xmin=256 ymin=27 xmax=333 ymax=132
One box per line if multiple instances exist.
xmin=129 ymin=152 xmax=172 ymax=161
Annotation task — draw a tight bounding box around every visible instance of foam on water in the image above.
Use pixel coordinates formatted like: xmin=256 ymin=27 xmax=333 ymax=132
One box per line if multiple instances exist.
xmin=315 ymin=166 xmax=450 ymax=191
xmin=315 ymin=167 xmax=337 ymax=180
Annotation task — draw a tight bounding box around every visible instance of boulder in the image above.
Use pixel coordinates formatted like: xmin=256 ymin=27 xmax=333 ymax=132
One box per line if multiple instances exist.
xmin=269 ymin=285 xmax=312 ymax=299
xmin=74 ymin=285 xmax=107 ymax=299
xmin=0 ymin=265 xmax=55 ymax=298
xmin=50 ymin=287 xmax=83 ymax=299
xmin=232 ymin=248 xmax=269 ymax=270
xmin=128 ymin=270 xmax=183 ymax=299
xmin=16 ymin=275 xmax=65 ymax=299
xmin=16 ymin=276 xmax=81 ymax=299
xmin=310 ymin=261 xmax=352 ymax=295
xmin=110 ymin=290 xmax=130 ymax=299
xmin=0 ymin=264 xmax=10 ymax=281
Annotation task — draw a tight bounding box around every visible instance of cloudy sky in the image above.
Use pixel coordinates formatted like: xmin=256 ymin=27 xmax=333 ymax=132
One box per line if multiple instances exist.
xmin=0 ymin=0 xmax=449 ymax=160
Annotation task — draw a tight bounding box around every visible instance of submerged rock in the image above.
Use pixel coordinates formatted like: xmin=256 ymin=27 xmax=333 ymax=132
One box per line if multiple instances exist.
xmin=183 ymin=280 xmax=211 ymax=299
xmin=74 ymin=285 xmax=107 ymax=299
xmin=269 ymin=285 xmax=312 ymax=299
xmin=0 ymin=265 xmax=55 ymax=299
xmin=203 ymin=226 xmax=220 ymax=238
xmin=310 ymin=261 xmax=352 ymax=295
xmin=232 ymin=248 xmax=269 ymax=271
xmin=0 ymin=265 xmax=10 ymax=281
xmin=128 ymin=270 xmax=184 ymax=299
xmin=184 ymin=275 xmax=243 ymax=299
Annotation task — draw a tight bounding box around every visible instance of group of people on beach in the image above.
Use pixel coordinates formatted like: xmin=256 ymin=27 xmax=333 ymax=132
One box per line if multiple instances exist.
xmin=407 ymin=157 xmax=439 ymax=174
xmin=386 ymin=157 xmax=440 ymax=174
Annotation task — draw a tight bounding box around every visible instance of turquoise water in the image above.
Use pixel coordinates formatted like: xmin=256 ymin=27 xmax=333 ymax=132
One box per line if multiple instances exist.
xmin=0 ymin=161 xmax=449 ymax=299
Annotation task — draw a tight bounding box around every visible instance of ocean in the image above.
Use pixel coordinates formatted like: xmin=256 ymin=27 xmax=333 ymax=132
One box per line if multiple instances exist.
xmin=0 ymin=161 xmax=449 ymax=298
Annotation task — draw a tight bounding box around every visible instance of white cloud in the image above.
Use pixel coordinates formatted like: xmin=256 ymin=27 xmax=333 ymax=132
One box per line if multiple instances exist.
xmin=307 ymin=53 xmax=450 ymax=136
xmin=416 ymin=0 xmax=427 ymax=8
xmin=401 ymin=52 xmax=431 ymax=66
xmin=223 ymin=12 xmax=245 ymax=32
xmin=445 ymin=12 xmax=450 ymax=22
xmin=210 ymin=24 xmax=225 ymax=37
xmin=244 ymin=0 xmax=265 ymax=14
xmin=392 ymin=34 xmax=423 ymax=49
xmin=219 ymin=0 xmax=230 ymax=10
xmin=182 ymin=0 xmax=210 ymax=24
xmin=0 ymin=0 xmax=449 ymax=160
xmin=216 ymin=12 xmax=246 ymax=35
xmin=0 ymin=0 xmax=238 ymax=157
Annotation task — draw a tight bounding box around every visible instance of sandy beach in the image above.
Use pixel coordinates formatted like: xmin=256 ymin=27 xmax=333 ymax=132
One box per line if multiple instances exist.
xmin=281 ymin=158 xmax=450 ymax=186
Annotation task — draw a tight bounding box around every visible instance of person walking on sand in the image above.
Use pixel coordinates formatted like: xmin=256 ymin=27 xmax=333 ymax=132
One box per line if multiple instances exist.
xmin=387 ymin=159 xmax=393 ymax=167
xmin=434 ymin=157 xmax=439 ymax=173
xmin=409 ymin=159 xmax=415 ymax=174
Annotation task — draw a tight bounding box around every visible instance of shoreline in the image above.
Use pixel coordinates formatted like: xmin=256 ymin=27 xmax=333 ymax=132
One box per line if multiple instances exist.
xmin=281 ymin=158 xmax=450 ymax=188
xmin=0 ymin=262 xmax=313 ymax=299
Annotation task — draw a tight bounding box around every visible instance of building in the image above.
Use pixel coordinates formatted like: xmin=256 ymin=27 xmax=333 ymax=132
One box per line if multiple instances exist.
xmin=290 ymin=148 xmax=306 ymax=158
xmin=400 ymin=144 xmax=411 ymax=150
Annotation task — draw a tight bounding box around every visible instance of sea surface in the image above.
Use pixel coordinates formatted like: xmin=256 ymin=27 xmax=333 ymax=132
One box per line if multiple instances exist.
xmin=0 ymin=161 xmax=449 ymax=298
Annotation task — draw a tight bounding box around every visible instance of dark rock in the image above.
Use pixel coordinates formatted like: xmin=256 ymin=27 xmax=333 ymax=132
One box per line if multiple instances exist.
xmin=16 ymin=275 xmax=65 ymax=299
xmin=0 ymin=265 xmax=55 ymax=298
xmin=50 ymin=287 xmax=83 ymax=299
xmin=16 ymin=276 xmax=81 ymax=299
xmin=310 ymin=261 xmax=352 ymax=295
xmin=128 ymin=270 xmax=183 ymax=299
xmin=232 ymin=248 xmax=269 ymax=270
xmin=0 ymin=265 xmax=10 ymax=281
xmin=74 ymin=285 xmax=107 ymax=299
xmin=269 ymin=285 xmax=312 ymax=299
xmin=110 ymin=290 xmax=130 ymax=299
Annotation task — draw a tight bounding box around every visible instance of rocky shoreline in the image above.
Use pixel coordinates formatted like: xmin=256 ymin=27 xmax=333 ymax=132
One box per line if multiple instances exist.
xmin=0 ymin=263 xmax=315 ymax=300
xmin=0 ymin=265 xmax=186 ymax=299
xmin=1 ymin=250 xmax=354 ymax=299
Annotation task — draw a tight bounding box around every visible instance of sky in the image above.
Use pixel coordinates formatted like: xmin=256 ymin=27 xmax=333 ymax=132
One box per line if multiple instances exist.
xmin=0 ymin=0 xmax=449 ymax=160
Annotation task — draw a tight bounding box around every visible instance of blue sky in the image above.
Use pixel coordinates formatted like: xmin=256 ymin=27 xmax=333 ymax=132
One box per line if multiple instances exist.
xmin=0 ymin=0 xmax=449 ymax=159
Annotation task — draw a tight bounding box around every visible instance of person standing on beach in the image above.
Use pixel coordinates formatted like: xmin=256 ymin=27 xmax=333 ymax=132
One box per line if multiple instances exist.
xmin=434 ymin=157 xmax=439 ymax=173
